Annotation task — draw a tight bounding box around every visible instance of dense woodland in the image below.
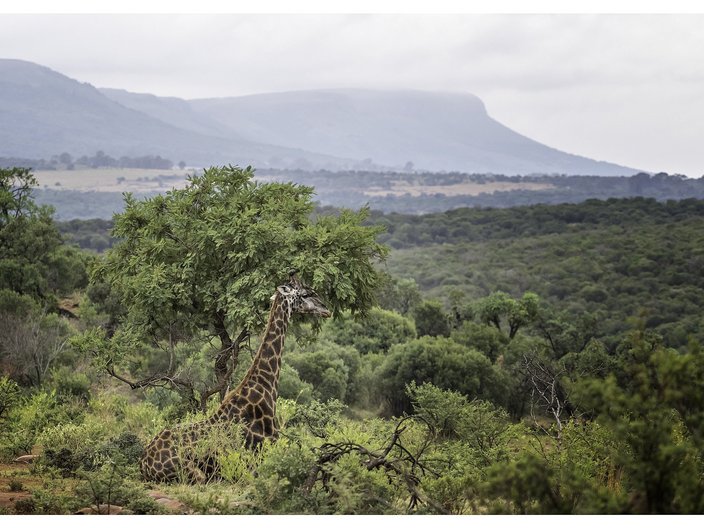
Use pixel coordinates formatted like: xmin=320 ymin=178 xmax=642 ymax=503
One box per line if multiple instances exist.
xmin=1 ymin=166 xmax=704 ymax=514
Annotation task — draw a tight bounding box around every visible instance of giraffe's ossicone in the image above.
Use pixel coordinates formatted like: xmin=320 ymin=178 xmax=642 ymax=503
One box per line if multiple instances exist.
xmin=140 ymin=272 xmax=330 ymax=483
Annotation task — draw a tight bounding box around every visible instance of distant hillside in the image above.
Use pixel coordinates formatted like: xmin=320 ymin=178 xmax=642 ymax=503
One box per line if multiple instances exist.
xmin=107 ymin=86 xmax=639 ymax=175
xmin=189 ymin=89 xmax=639 ymax=175
xmin=2 ymin=58 xmax=640 ymax=175
xmin=0 ymin=59 xmax=351 ymax=169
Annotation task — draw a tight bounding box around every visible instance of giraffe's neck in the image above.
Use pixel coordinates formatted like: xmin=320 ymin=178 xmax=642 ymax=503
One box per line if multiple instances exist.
xmin=215 ymin=293 xmax=290 ymax=421
xmin=249 ymin=293 xmax=289 ymax=391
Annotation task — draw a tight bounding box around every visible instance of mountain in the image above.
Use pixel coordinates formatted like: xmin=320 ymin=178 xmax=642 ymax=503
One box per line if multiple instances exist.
xmin=188 ymin=89 xmax=638 ymax=175
xmin=1 ymin=59 xmax=639 ymax=175
xmin=0 ymin=59 xmax=350 ymax=168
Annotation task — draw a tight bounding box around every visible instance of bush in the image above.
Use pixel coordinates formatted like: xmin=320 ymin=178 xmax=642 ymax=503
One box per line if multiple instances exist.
xmin=286 ymin=341 xmax=353 ymax=403
xmin=277 ymin=364 xmax=315 ymax=404
xmin=43 ymin=448 xmax=82 ymax=477
xmin=325 ymin=452 xmax=396 ymax=514
xmin=0 ymin=375 xmax=20 ymax=421
xmin=409 ymin=382 xmax=515 ymax=461
xmin=322 ymin=307 xmax=416 ymax=354
xmin=13 ymin=498 xmax=36 ymax=514
xmin=8 ymin=479 xmax=24 ymax=492
xmin=49 ymin=366 xmax=91 ymax=403
xmin=97 ymin=431 xmax=145 ymax=467
xmin=38 ymin=420 xmax=108 ymax=475
xmin=76 ymin=461 xmax=161 ymax=514
xmin=87 ymin=391 xmax=166 ymax=442
xmin=29 ymin=480 xmax=85 ymax=514
xmin=250 ymin=437 xmax=319 ymax=513
xmin=287 ymin=399 xmax=346 ymax=438
xmin=0 ymin=390 xmax=63 ymax=459
xmin=377 ymin=337 xmax=501 ymax=415
xmin=413 ymin=300 xmax=451 ymax=337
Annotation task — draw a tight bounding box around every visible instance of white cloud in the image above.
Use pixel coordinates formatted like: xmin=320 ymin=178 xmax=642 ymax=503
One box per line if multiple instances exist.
xmin=0 ymin=13 xmax=702 ymax=175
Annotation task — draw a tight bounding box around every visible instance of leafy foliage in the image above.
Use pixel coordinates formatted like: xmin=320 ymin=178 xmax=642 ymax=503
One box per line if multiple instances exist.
xmin=386 ymin=198 xmax=704 ymax=349
xmin=377 ymin=336 xmax=503 ymax=415
xmin=321 ymin=307 xmax=416 ymax=354
xmin=0 ymin=167 xmax=88 ymax=303
xmin=85 ymin=165 xmax=387 ymax=407
xmin=3 ymin=165 xmax=704 ymax=514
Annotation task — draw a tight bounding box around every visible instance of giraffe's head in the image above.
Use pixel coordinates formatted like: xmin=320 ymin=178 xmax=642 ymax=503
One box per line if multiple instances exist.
xmin=274 ymin=270 xmax=331 ymax=318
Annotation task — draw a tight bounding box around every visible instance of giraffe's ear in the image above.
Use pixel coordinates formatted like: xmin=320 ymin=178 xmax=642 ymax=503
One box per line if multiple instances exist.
xmin=287 ymin=269 xmax=302 ymax=288
xmin=273 ymin=285 xmax=289 ymax=301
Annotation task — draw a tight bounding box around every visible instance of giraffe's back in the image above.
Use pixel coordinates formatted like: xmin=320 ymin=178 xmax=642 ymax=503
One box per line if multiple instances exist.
xmin=140 ymin=421 xmax=220 ymax=483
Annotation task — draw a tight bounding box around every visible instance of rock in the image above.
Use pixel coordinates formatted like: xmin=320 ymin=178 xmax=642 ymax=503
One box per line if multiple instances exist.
xmin=146 ymin=490 xmax=170 ymax=500
xmin=145 ymin=490 xmax=188 ymax=513
xmin=75 ymin=504 xmax=130 ymax=515
xmin=14 ymin=454 xmax=40 ymax=464
xmin=155 ymin=497 xmax=188 ymax=513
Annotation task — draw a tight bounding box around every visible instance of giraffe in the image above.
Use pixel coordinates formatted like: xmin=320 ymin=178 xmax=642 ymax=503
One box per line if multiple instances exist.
xmin=140 ymin=271 xmax=331 ymax=483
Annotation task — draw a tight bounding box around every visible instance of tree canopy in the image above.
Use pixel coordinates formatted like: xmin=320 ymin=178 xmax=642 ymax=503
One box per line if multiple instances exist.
xmin=0 ymin=167 xmax=88 ymax=303
xmin=89 ymin=165 xmax=388 ymax=405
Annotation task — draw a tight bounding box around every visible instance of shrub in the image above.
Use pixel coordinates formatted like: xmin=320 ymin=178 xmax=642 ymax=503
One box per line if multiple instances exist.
xmin=49 ymin=366 xmax=92 ymax=403
xmin=0 ymin=376 xmax=21 ymax=421
xmin=97 ymin=431 xmax=145 ymax=467
xmin=14 ymin=498 xmax=36 ymax=514
xmin=322 ymin=307 xmax=416 ymax=354
xmin=251 ymin=437 xmax=319 ymax=513
xmin=43 ymin=448 xmax=82 ymax=477
xmin=76 ymin=461 xmax=161 ymax=514
xmin=0 ymin=390 xmax=63 ymax=458
xmin=325 ymin=452 xmax=397 ymax=514
xmin=286 ymin=343 xmax=351 ymax=403
xmin=377 ymin=337 xmax=500 ymax=415
xmin=86 ymin=391 xmax=166 ymax=442
xmin=8 ymin=479 xmax=24 ymax=492
xmin=287 ymin=399 xmax=346 ymax=438
xmin=277 ymin=364 xmax=315 ymax=404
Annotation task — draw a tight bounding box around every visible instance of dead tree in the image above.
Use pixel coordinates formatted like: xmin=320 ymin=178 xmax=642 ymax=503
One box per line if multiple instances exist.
xmin=303 ymin=416 xmax=449 ymax=514
xmin=522 ymin=353 xmax=573 ymax=446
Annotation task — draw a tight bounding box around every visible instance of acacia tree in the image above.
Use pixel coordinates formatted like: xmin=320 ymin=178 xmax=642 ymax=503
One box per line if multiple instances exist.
xmin=475 ymin=291 xmax=540 ymax=339
xmin=0 ymin=167 xmax=89 ymax=303
xmin=83 ymin=165 xmax=387 ymax=407
xmin=1 ymin=168 xmax=61 ymax=301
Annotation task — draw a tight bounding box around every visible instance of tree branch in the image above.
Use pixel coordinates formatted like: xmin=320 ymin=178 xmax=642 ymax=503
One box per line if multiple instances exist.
xmin=303 ymin=416 xmax=449 ymax=514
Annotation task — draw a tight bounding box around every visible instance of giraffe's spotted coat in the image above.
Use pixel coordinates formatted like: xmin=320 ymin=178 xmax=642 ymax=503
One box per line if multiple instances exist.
xmin=140 ymin=276 xmax=330 ymax=483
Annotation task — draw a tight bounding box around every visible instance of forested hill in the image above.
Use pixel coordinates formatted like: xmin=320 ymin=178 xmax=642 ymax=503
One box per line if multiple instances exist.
xmin=369 ymin=196 xmax=704 ymax=247
xmin=59 ymin=196 xmax=704 ymax=351
xmin=379 ymin=197 xmax=704 ymax=349
xmin=4 ymin=167 xmax=704 ymax=514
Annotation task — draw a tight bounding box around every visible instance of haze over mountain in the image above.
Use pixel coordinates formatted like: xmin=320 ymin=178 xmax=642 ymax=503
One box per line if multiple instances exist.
xmin=0 ymin=59 xmax=348 ymax=169
xmin=1 ymin=59 xmax=639 ymax=175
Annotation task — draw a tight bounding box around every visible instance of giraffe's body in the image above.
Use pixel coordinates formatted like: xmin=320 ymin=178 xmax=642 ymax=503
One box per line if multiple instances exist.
xmin=140 ymin=274 xmax=330 ymax=483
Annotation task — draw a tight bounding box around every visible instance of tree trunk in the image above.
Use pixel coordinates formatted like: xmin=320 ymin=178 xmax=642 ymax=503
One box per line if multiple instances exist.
xmin=213 ymin=313 xmax=250 ymax=402
xmin=213 ymin=318 xmax=234 ymax=401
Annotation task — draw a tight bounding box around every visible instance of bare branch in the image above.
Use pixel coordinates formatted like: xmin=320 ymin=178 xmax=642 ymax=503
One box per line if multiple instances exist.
xmin=523 ymin=353 xmax=569 ymax=445
xmin=303 ymin=416 xmax=449 ymax=514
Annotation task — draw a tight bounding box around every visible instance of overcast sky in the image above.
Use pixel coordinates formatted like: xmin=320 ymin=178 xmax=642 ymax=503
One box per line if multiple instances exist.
xmin=1 ymin=13 xmax=703 ymax=176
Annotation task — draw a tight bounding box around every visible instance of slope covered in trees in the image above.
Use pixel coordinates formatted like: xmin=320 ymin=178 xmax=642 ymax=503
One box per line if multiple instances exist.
xmin=1 ymin=168 xmax=703 ymax=514
xmin=379 ymin=198 xmax=704 ymax=348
